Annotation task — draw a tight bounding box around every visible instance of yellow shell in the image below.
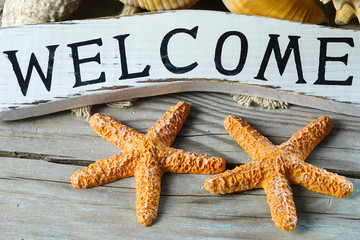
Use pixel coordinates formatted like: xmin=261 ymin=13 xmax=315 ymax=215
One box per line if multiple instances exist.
xmin=319 ymin=0 xmax=360 ymax=24
xmin=222 ymin=0 xmax=328 ymax=24
xmin=119 ymin=0 xmax=200 ymax=11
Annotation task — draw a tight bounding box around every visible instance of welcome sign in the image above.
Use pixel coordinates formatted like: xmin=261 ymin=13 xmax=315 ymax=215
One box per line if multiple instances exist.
xmin=0 ymin=10 xmax=359 ymax=120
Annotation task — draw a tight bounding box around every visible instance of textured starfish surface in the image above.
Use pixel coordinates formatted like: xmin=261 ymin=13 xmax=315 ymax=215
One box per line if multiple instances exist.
xmin=71 ymin=101 xmax=226 ymax=226
xmin=204 ymin=115 xmax=353 ymax=231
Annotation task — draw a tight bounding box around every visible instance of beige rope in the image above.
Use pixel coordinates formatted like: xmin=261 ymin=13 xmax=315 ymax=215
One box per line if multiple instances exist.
xmin=232 ymin=94 xmax=288 ymax=109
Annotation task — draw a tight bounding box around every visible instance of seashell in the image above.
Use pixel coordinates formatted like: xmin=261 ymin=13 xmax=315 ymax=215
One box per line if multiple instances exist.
xmin=319 ymin=0 xmax=360 ymax=25
xmin=119 ymin=0 xmax=200 ymax=11
xmin=334 ymin=3 xmax=359 ymax=24
xmin=1 ymin=0 xmax=82 ymax=27
xmin=222 ymin=0 xmax=328 ymax=24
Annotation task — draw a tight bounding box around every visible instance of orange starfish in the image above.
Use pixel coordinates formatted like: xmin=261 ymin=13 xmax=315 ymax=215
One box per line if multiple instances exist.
xmin=204 ymin=115 xmax=353 ymax=231
xmin=71 ymin=101 xmax=226 ymax=226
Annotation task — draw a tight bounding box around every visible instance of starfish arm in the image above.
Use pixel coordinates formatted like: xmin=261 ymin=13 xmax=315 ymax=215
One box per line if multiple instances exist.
xmin=71 ymin=153 xmax=135 ymax=188
xmin=204 ymin=161 xmax=262 ymax=194
xmin=224 ymin=115 xmax=275 ymax=159
xmin=280 ymin=115 xmax=333 ymax=161
xmin=89 ymin=113 xmax=142 ymax=152
xmin=288 ymin=160 xmax=353 ymax=198
xmin=263 ymin=174 xmax=297 ymax=232
xmin=135 ymin=155 xmax=163 ymax=226
xmin=147 ymin=101 xmax=190 ymax=146
xmin=162 ymin=148 xmax=226 ymax=174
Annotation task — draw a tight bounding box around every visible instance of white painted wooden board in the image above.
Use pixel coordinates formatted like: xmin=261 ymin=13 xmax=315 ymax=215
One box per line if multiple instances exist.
xmin=1 ymin=10 xmax=360 ymax=120
xmin=0 ymin=93 xmax=359 ymax=239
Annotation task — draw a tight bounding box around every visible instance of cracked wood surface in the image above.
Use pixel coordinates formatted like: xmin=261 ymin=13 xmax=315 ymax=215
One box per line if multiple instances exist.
xmin=0 ymin=0 xmax=359 ymax=239
xmin=1 ymin=92 xmax=359 ymax=239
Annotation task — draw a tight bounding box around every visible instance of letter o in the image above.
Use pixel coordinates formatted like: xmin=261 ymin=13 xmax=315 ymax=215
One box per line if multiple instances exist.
xmin=215 ymin=31 xmax=248 ymax=76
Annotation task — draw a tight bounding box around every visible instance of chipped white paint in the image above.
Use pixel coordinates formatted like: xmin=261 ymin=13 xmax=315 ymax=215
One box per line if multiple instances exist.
xmin=1 ymin=10 xmax=360 ymax=120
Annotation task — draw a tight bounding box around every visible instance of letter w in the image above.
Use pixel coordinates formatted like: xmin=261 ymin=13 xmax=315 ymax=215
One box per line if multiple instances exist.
xmin=4 ymin=45 xmax=59 ymax=96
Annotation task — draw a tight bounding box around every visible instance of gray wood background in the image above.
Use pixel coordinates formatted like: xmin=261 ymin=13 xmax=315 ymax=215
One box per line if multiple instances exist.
xmin=0 ymin=1 xmax=359 ymax=239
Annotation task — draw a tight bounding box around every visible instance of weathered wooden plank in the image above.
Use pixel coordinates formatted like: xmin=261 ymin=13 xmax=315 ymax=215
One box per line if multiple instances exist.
xmin=0 ymin=155 xmax=358 ymax=239
xmin=0 ymin=93 xmax=359 ymax=176
xmin=2 ymin=10 xmax=360 ymax=120
xmin=0 ymin=93 xmax=359 ymax=239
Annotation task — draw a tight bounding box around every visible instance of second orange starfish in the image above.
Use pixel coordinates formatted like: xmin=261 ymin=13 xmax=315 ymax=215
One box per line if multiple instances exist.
xmin=71 ymin=101 xmax=226 ymax=226
xmin=204 ymin=115 xmax=353 ymax=231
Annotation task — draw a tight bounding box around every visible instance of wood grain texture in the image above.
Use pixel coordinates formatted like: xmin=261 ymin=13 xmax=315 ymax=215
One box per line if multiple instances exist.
xmin=0 ymin=92 xmax=359 ymax=239
xmin=0 ymin=1 xmax=359 ymax=239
